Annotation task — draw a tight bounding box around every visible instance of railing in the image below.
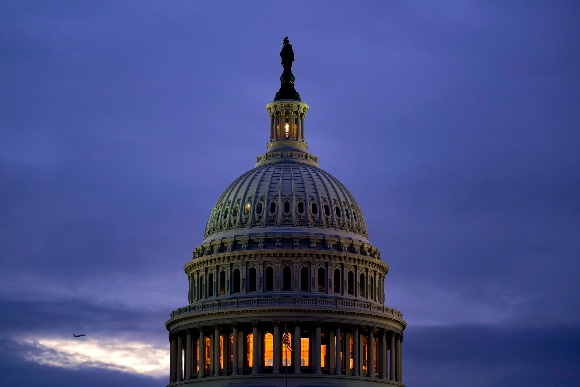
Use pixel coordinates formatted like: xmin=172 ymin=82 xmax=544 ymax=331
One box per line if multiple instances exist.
xmin=170 ymin=296 xmax=404 ymax=321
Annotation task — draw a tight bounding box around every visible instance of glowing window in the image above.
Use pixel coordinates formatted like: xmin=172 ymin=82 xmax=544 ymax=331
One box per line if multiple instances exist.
xmin=220 ymin=335 xmax=224 ymax=371
xmin=243 ymin=202 xmax=250 ymax=215
xmin=349 ymin=335 xmax=354 ymax=371
xmin=300 ymin=337 xmax=309 ymax=366
xmin=282 ymin=333 xmax=291 ymax=366
xmin=321 ymin=344 xmax=327 ymax=367
xmin=362 ymin=336 xmax=368 ymax=372
xmin=264 ymin=333 xmax=273 ymax=366
xmin=246 ymin=333 xmax=253 ymax=368
xmin=205 ymin=337 xmax=211 ymax=372
xmin=229 ymin=334 xmax=234 ymax=371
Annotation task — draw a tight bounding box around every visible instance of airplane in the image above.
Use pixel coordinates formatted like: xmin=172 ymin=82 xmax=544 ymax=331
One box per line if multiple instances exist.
xmin=73 ymin=334 xmax=86 ymax=337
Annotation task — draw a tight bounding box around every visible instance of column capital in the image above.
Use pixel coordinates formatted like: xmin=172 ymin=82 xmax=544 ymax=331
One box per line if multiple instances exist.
xmin=294 ymin=320 xmax=301 ymax=327
xmin=273 ymin=320 xmax=280 ymax=327
xmin=231 ymin=321 xmax=238 ymax=329
xmin=252 ymin=320 xmax=260 ymax=328
xmin=315 ymin=320 xmax=322 ymax=327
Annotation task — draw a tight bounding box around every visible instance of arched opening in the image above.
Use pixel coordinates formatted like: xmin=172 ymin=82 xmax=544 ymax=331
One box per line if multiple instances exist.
xmin=359 ymin=273 xmax=365 ymax=297
xmin=317 ymin=267 xmax=325 ymax=292
xmin=283 ymin=266 xmax=292 ymax=291
xmin=246 ymin=333 xmax=253 ymax=368
xmin=334 ymin=269 xmax=341 ymax=293
xmin=347 ymin=272 xmax=354 ymax=295
xmin=233 ymin=269 xmax=240 ymax=293
xmin=264 ymin=332 xmax=273 ymax=366
xmin=249 ymin=268 xmax=257 ymax=292
xmin=265 ymin=267 xmax=274 ymax=291
xmin=282 ymin=332 xmax=291 ymax=366
xmin=300 ymin=267 xmax=309 ymax=291
xmin=220 ymin=271 xmax=226 ymax=295
xmin=208 ymin=273 xmax=214 ymax=297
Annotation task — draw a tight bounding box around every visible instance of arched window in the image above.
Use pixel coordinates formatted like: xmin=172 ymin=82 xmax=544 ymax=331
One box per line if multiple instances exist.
xmin=359 ymin=273 xmax=365 ymax=297
xmin=283 ymin=266 xmax=292 ymax=291
xmin=208 ymin=273 xmax=214 ymax=297
xmin=333 ymin=269 xmax=341 ymax=293
xmin=300 ymin=267 xmax=309 ymax=291
xmin=264 ymin=333 xmax=273 ymax=366
xmin=265 ymin=267 xmax=274 ymax=291
xmin=282 ymin=332 xmax=291 ymax=366
xmin=233 ymin=269 xmax=240 ymax=293
xmin=219 ymin=270 xmax=226 ymax=295
xmin=347 ymin=271 xmax=354 ymax=295
xmin=317 ymin=267 xmax=325 ymax=292
xmin=249 ymin=268 xmax=257 ymax=292
xmin=246 ymin=333 xmax=253 ymax=368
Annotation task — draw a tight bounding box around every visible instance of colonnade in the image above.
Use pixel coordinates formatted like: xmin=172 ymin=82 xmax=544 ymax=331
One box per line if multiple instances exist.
xmin=169 ymin=321 xmax=403 ymax=384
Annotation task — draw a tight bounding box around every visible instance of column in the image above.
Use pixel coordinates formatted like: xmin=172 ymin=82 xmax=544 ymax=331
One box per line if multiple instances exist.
xmin=252 ymin=321 xmax=259 ymax=375
xmin=314 ymin=322 xmax=322 ymax=374
xmin=170 ymin=336 xmax=176 ymax=383
xmin=214 ymin=325 xmax=220 ymax=376
xmin=398 ymin=335 xmax=403 ymax=382
xmin=368 ymin=329 xmax=374 ymax=378
xmin=185 ymin=330 xmax=192 ymax=379
xmin=300 ymin=116 xmax=305 ymax=140
xmin=289 ymin=110 xmax=294 ymax=139
xmin=223 ymin=329 xmax=229 ymax=376
xmin=273 ymin=321 xmax=281 ymax=374
xmin=270 ymin=115 xmax=274 ymax=140
xmin=294 ymin=322 xmax=301 ymax=374
xmin=380 ymin=329 xmax=387 ymax=379
xmin=389 ymin=332 xmax=395 ymax=381
xmin=232 ymin=323 xmax=239 ymax=375
xmin=353 ymin=326 xmax=360 ymax=376
xmin=177 ymin=334 xmax=183 ymax=380
xmin=344 ymin=333 xmax=351 ymax=376
xmin=198 ymin=329 xmax=205 ymax=378
xmin=335 ymin=324 xmax=341 ymax=375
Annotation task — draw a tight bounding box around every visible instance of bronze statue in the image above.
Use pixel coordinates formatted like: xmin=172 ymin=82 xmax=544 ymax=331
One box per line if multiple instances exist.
xmin=280 ymin=37 xmax=294 ymax=72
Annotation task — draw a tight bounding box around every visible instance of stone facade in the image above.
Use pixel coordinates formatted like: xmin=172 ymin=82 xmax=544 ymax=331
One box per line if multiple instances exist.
xmin=165 ymin=50 xmax=406 ymax=387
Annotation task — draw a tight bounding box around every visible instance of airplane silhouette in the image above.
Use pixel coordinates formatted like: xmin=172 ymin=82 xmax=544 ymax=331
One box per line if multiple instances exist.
xmin=73 ymin=334 xmax=86 ymax=337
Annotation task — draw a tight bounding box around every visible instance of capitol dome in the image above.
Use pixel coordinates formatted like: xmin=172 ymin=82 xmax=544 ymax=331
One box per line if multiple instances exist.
xmin=166 ymin=38 xmax=405 ymax=387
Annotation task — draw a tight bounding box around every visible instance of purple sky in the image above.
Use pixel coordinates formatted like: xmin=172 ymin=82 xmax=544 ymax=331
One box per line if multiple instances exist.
xmin=1 ymin=1 xmax=579 ymax=386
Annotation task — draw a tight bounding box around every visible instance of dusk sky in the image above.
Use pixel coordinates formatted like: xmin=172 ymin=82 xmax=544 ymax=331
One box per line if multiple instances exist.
xmin=1 ymin=1 xmax=579 ymax=386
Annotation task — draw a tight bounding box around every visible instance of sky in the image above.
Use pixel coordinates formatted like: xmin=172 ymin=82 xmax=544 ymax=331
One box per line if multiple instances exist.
xmin=1 ymin=1 xmax=579 ymax=386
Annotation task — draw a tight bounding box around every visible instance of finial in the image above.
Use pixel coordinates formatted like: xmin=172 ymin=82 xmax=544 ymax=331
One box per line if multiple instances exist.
xmin=274 ymin=37 xmax=301 ymax=101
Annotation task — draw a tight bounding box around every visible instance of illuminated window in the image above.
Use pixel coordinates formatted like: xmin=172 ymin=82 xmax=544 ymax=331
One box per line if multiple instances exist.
xmin=220 ymin=335 xmax=224 ymax=371
xmin=362 ymin=336 xmax=368 ymax=372
xmin=282 ymin=333 xmax=291 ymax=366
xmin=246 ymin=333 xmax=253 ymax=368
xmin=317 ymin=267 xmax=325 ymax=292
xmin=264 ymin=333 xmax=273 ymax=366
xmin=283 ymin=267 xmax=291 ymax=291
xmin=205 ymin=337 xmax=211 ymax=372
xmin=321 ymin=344 xmax=327 ymax=367
xmin=349 ymin=335 xmax=354 ymax=371
xmin=334 ymin=269 xmax=341 ymax=293
xmin=243 ymin=202 xmax=250 ymax=215
xmin=301 ymin=337 xmax=310 ymax=366
xmin=229 ymin=334 xmax=234 ymax=371
xmin=196 ymin=339 xmax=200 ymax=372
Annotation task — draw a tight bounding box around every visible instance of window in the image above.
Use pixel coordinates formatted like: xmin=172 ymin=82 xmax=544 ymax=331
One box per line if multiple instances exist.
xmin=243 ymin=202 xmax=250 ymax=215
xmin=283 ymin=200 xmax=290 ymax=214
xmin=269 ymin=202 xmax=277 ymax=214
xmin=198 ymin=275 xmax=203 ymax=299
xmin=349 ymin=335 xmax=354 ymax=372
xmin=300 ymin=267 xmax=309 ymax=291
xmin=265 ymin=267 xmax=274 ymax=291
xmin=220 ymin=335 xmax=224 ymax=371
xmin=334 ymin=269 xmax=341 ymax=293
xmin=317 ymin=268 xmax=325 ymax=292
xmin=282 ymin=332 xmax=291 ymax=366
xmin=362 ymin=336 xmax=368 ymax=372
xmin=233 ymin=269 xmax=240 ymax=293
xmin=321 ymin=342 xmax=327 ymax=367
xmin=229 ymin=334 xmax=234 ymax=371
xmin=301 ymin=337 xmax=310 ymax=366
xmin=256 ymin=202 xmax=263 ymax=215
xmin=323 ymin=204 xmax=330 ymax=216
xmin=205 ymin=337 xmax=211 ymax=372
xmin=370 ymin=276 xmax=374 ymax=300
xmin=359 ymin=273 xmax=365 ymax=297
xmin=297 ymin=201 xmax=304 ymax=214
xmin=208 ymin=273 xmax=214 ymax=297
xmin=246 ymin=333 xmax=253 ymax=368
xmin=347 ymin=272 xmax=354 ymax=295
xmin=232 ymin=204 xmax=239 ymax=218
xmin=311 ymin=202 xmax=318 ymax=215
xmin=345 ymin=209 xmax=350 ymax=219
xmin=249 ymin=268 xmax=257 ymax=292
xmin=283 ymin=266 xmax=292 ymax=291
xmin=220 ymin=271 xmax=226 ymax=295
xmin=264 ymin=333 xmax=273 ymax=366
xmin=335 ymin=206 xmax=341 ymax=218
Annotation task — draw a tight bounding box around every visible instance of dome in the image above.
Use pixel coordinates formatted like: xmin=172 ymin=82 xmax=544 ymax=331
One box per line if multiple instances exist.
xmin=203 ymin=159 xmax=369 ymax=243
